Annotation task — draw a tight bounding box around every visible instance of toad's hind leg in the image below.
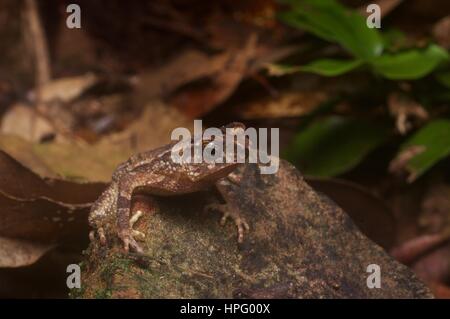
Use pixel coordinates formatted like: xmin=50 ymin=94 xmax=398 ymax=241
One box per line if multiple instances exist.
xmin=89 ymin=182 xmax=118 ymax=245
xmin=116 ymin=174 xmax=160 ymax=253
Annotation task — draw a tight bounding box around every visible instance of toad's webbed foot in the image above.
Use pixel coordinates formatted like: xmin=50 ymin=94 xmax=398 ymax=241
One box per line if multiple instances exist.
xmin=206 ymin=203 xmax=249 ymax=243
xmin=90 ymin=210 xmax=146 ymax=253
xmin=119 ymin=210 xmax=146 ymax=253
xmin=129 ymin=210 xmax=146 ymax=240
xmin=89 ymin=227 xmax=107 ymax=245
xmin=208 ymin=176 xmax=250 ymax=243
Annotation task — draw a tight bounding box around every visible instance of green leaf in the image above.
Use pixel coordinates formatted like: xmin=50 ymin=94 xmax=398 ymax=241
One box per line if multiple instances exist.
xmin=371 ymin=45 xmax=449 ymax=80
xmin=278 ymin=0 xmax=384 ymax=59
xmin=267 ymin=59 xmax=363 ymax=76
xmin=401 ymin=119 xmax=450 ymax=180
xmin=300 ymin=58 xmax=364 ymax=76
xmin=382 ymin=29 xmax=408 ymax=50
xmin=266 ymin=63 xmax=304 ymax=76
xmin=285 ymin=116 xmax=390 ymax=177
xmin=436 ymin=71 xmax=450 ymax=88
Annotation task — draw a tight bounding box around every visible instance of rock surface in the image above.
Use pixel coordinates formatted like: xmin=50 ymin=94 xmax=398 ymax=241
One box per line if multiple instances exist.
xmin=77 ymin=161 xmax=433 ymax=298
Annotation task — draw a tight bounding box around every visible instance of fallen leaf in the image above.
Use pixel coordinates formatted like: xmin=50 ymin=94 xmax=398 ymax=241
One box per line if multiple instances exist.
xmin=0 ymin=101 xmax=191 ymax=182
xmin=0 ymin=150 xmax=104 ymax=203
xmin=390 ymin=232 xmax=450 ymax=265
xmin=1 ymin=103 xmax=55 ymax=142
xmin=428 ymin=282 xmax=450 ymax=299
xmin=388 ymin=92 xmax=429 ymax=135
xmin=135 ymin=37 xmax=297 ymax=118
xmin=237 ymin=91 xmax=328 ymax=119
xmin=0 ymin=192 xmax=92 ymax=243
xmin=136 ymin=50 xmax=230 ymax=101
xmin=389 ymin=145 xmax=426 ymax=180
xmin=0 ymin=237 xmax=54 ymax=268
xmin=28 ymin=73 xmax=99 ymax=104
xmin=0 ymin=134 xmax=57 ymax=177
xmin=285 ymin=116 xmax=390 ymax=177
xmin=0 ymin=150 xmax=105 ymax=246
xmin=0 ymin=150 xmax=106 ymax=292
xmin=170 ymin=34 xmax=258 ymax=117
xmin=393 ymin=119 xmax=450 ymax=182
xmin=433 ymin=15 xmax=450 ymax=49
xmin=419 ymin=183 xmax=450 ymax=233
xmin=137 ymin=46 xmax=297 ymax=103
xmin=412 ymin=242 xmax=450 ymax=286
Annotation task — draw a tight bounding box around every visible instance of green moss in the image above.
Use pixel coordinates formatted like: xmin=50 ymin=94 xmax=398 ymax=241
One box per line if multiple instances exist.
xmin=99 ymin=255 xmax=131 ymax=284
xmin=94 ymin=288 xmax=113 ymax=299
xmin=68 ymin=287 xmax=86 ymax=299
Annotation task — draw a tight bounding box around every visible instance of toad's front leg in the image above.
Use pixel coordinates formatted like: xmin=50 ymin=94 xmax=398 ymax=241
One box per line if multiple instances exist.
xmin=116 ymin=176 xmax=152 ymax=253
xmin=207 ymin=176 xmax=249 ymax=243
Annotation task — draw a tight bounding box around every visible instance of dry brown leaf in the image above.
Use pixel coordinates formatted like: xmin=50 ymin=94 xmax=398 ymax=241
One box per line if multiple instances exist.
xmin=0 ymin=150 xmax=104 ymax=271
xmin=0 ymin=101 xmax=190 ymax=182
xmin=419 ymin=183 xmax=450 ymax=233
xmin=412 ymin=241 xmax=450 ymax=285
xmin=433 ymin=16 xmax=450 ymax=49
xmin=170 ymin=34 xmax=258 ymax=117
xmin=5 ymin=74 xmax=102 ymax=144
xmin=0 ymin=192 xmax=92 ymax=244
xmin=237 ymin=91 xmax=327 ymax=119
xmin=428 ymin=282 xmax=450 ymax=299
xmin=0 ymin=132 xmax=122 ymax=181
xmin=28 ymin=73 xmax=99 ymax=104
xmin=99 ymin=100 xmax=192 ymax=158
xmin=389 ymin=145 xmax=426 ymax=181
xmin=0 ymin=237 xmax=54 ymax=268
xmin=390 ymin=232 xmax=450 ymax=265
xmin=136 ymin=50 xmax=230 ymax=101
xmin=388 ymin=93 xmax=429 ymax=135
xmin=0 ymin=150 xmax=104 ymax=203
xmin=135 ymin=33 xmax=295 ymax=118
xmin=1 ymin=103 xmax=54 ymax=143
xmin=0 ymin=101 xmax=184 ymax=274
xmin=0 ymin=150 xmax=105 ymax=246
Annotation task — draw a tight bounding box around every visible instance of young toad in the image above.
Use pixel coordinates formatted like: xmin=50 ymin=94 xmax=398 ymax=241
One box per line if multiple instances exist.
xmin=89 ymin=123 xmax=250 ymax=253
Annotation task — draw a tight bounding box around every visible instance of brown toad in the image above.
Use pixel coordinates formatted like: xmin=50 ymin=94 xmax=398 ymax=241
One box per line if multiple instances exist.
xmin=89 ymin=122 xmax=250 ymax=252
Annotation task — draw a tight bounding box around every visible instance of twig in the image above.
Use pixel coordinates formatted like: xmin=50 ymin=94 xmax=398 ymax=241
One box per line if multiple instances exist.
xmin=22 ymin=0 xmax=52 ymax=142
xmin=21 ymin=1 xmax=87 ymax=145
xmin=23 ymin=0 xmax=51 ymax=97
xmin=390 ymin=231 xmax=450 ymax=265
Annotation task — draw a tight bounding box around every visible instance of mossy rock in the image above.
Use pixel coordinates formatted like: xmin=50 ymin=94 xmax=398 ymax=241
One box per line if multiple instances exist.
xmin=76 ymin=161 xmax=433 ymax=298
